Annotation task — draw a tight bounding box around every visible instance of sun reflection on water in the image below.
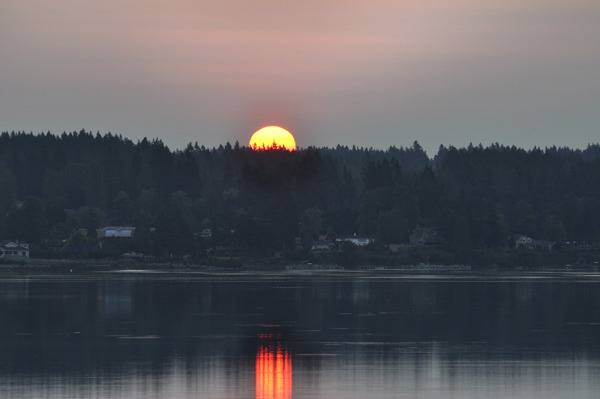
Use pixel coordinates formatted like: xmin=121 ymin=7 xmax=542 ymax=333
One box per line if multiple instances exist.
xmin=255 ymin=343 xmax=292 ymax=399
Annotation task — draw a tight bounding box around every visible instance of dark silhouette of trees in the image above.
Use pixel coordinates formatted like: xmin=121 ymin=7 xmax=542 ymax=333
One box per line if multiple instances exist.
xmin=1 ymin=131 xmax=600 ymax=261
xmin=5 ymin=197 xmax=47 ymax=243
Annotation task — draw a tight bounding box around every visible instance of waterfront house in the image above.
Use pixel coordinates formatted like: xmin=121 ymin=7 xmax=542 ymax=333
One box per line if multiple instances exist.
xmin=336 ymin=237 xmax=373 ymax=247
xmin=97 ymin=226 xmax=136 ymax=238
xmin=515 ymin=235 xmax=534 ymax=249
xmin=198 ymin=228 xmax=213 ymax=240
xmin=311 ymin=240 xmax=335 ymax=251
xmin=515 ymin=235 xmax=555 ymax=252
xmin=0 ymin=241 xmax=30 ymax=259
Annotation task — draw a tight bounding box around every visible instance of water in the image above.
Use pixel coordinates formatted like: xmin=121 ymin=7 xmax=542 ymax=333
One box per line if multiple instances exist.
xmin=1 ymin=272 xmax=599 ymax=398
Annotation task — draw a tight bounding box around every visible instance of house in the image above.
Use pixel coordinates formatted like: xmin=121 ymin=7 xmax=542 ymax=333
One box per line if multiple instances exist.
xmin=121 ymin=251 xmax=144 ymax=259
xmin=311 ymin=240 xmax=335 ymax=251
xmin=409 ymin=227 xmax=442 ymax=246
xmin=0 ymin=241 xmax=30 ymax=259
xmin=515 ymin=235 xmax=534 ymax=249
xmin=97 ymin=226 xmax=136 ymax=238
xmin=533 ymin=240 xmax=555 ymax=252
xmin=515 ymin=235 xmax=555 ymax=252
xmin=198 ymin=228 xmax=213 ymax=240
xmin=558 ymin=241 xmax=593 ymax=252
xmin=336 ymin=237 xmax=373 ymax=247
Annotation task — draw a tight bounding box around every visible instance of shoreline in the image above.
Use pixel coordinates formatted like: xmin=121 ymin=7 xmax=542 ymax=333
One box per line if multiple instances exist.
xmin=1 ymin=258 xmax=599 ymax=276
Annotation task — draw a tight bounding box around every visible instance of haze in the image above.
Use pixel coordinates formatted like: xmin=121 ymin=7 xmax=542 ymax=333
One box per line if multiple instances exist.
xmin=2 ymin=0 xmax=599 ymax=152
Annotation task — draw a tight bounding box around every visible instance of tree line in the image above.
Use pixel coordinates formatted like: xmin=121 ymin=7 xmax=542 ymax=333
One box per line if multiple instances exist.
xmin=1 ymin=130 xmax=600 ymax=262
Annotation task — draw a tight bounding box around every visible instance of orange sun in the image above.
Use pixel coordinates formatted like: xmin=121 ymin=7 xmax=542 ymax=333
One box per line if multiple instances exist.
xmin=249 ymin=126 xmax=297 ymax=152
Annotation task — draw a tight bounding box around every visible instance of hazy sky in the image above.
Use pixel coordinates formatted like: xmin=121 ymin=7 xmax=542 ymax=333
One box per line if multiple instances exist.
xmin=2 ymin=1 xmax=599 ymax=152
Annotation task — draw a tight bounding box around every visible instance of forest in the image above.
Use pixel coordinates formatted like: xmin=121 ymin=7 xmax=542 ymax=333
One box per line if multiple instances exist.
xmin=1 ymin=130 xmax=600 ymax=266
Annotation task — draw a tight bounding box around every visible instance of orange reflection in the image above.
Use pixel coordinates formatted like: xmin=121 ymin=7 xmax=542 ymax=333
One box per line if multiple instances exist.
xmin=255 ymin=345 xmax=292 ymax=399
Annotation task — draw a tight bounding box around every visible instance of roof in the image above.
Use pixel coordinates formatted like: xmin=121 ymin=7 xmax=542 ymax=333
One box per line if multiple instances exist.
xmin=97 ymin=226 xmax=136 ymax=238
xmin=0 ymin=241 xmax=30 ymax=250
xmin=336 ymin=237 xmax=373 ymax=246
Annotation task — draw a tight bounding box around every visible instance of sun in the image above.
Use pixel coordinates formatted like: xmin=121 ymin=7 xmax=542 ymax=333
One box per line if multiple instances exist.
xmin=249 ymin=126 xmax=297 ymax=151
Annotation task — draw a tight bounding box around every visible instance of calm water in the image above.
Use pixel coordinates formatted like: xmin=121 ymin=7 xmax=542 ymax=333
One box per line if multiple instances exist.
xmin=1 ymin=272 xmax=600 ymax=398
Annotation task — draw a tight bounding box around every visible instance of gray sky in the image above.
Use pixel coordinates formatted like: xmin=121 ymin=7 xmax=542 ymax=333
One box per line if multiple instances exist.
xmin=1 ymin=0 xmax=599 ymax=153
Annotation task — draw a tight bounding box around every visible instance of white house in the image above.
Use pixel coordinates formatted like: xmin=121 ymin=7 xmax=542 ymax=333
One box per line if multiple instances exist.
xmin=311 ymin=240 xmax=335 ymax=251
xmin=336 ymin=237 xmax=373 ymax=247
xmin=515 ymin=235 xmax=534 ymax=249
xmin=0 ymin=241 xmax=30 ymax=259
xmin=515 ymin=235 xmax=554 ymax=252
xmin=97 ymin=226 xmax=136 ymax=238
